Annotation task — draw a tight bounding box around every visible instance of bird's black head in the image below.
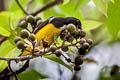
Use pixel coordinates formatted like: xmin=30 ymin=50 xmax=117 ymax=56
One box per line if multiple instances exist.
xmin=49 ymin=17 xmax=82 ymax=29
xmin=65 ymin=17 xmax=82 ymax=29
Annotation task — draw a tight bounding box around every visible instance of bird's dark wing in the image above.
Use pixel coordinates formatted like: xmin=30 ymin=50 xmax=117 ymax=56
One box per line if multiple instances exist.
xmin=51 ymin=17 xmax=81 ymax=29
xmin=34 ymin=17 xmax=82 ymax=34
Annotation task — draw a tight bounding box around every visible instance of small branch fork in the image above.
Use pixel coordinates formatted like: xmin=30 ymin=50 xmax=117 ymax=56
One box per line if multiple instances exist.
xmin=1 ymin=0 xmax=66 ymax=62
xmin=15 ymin=0 xmax=63 ymax=16
xmin=15 ymin=0 xmax=29 ymax=15
xmin=0 ymin=36 xmax=80 ymax=79
xmin=30 ymin=0 xmax=64 ymax=16
xmin=0 ymin=41 xmax=80 ymax=61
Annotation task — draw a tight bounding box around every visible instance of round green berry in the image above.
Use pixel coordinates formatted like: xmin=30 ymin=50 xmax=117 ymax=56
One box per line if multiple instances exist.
xmin=67 ymin=36 xmax=73 ymax=42
xmin=54 ymin=50 xmax=62 ymax=57
xmin=79 ymin=30 xmax=86 ymax=37
xmin=26 ymin=15 xmax=35 ymax=24
xmin=18 ymin=20 xmax=28 ymax=28
xmin=74 ymin=65 xmax=81 ymax=71
xmin=78 ymin=48 xmax=86 ymax=55
xmin=86 ymin=39 xmax=93 ymax=45
xmin=67 ymin=24 xmax=76 ymax=33
xmin=34 ymin=16 xmax=41 ymax=22
xmin=79 ymin=38 xmax=86 ymax=44
xmin=61 ymin=45 xmax=68 ymax=52
xmin=28 ymin=34 xmax=36 ymax=41
xmin=14 ymin=36 xmax=21 ymax=43
xmin=82 ymin=43 xmax=89 ymax=49
xmin=50 ymin=46 xmax=57 ymax=52
xmin=72 ymin=31 xmax=79 ymax=39
xmin=75 ymin=56 xmax=83 ymax=65
xmin=16 ymin=41 xmax=24 ymax=49
xmin=37 ymin=20 xmax=43 ymax=26
xmin=20 ymin=29 xmax=29 ymax=39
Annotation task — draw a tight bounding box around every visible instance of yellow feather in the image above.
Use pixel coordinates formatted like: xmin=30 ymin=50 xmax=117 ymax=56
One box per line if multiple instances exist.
xmin=21 ymin=24 xmax=61 ymax=56
xmin=35 ymin=24 xmax=61 ymax=49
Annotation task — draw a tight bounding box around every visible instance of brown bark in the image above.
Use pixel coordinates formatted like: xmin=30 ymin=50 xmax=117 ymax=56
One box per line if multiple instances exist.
xmin=0 ymin=0 xmax=5 ymax=11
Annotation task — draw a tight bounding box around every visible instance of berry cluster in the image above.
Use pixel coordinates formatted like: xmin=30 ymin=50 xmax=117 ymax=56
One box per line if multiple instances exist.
xmin=15 ymin=15 xmax=42 ymax=49
xmin=57 ymin=24 xmax=93 ymax=71
xmin=14 ymin=15 xmax=93 ymax=71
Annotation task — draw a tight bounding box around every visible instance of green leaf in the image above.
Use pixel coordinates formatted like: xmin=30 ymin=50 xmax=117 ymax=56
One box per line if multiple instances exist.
xmin=43 ymin=6 xmax=64 ymax=19
xmin=17 ymin=69 xmax=47 ymax=80
xmin=74 ymin=10 xmax=84 ymax=20
xmin=14 ymin=48 xmax=21 ymax=57
xmin=110 ymin=0 xmax=114 ymax=3
xmin=82 ymin=20 xmax=103 ymax=31
xmin=44 ymin=54 xmax=73 ymax=71
xmin=9 ymin=30 xmax=16 ymax=46
xmin=74 ymin=0 xmax=90 ymax=11
xmin=15 ymin=27 xmax=23 ymax=36
xmin=59 ymin=1 xmax=76 ymax=16
xmin=54 ymin=34 xmax=58 ymax=41
xmin=0 ymin=12 xmax=11 ymax=32
xmin=8 ymin=0 xmax=29 ymax=12
xmin=59 ymin=1 xmax=83 ymax=20
xmin=0 ymin=11 xmax=24 ymax=32
xmin=0 ymin=40 xmax=15 ymax=72
xmin=93 ymin=0 xmax=108 ymax=16
xmin=106 ymin=0 xmax=120 ymax=39
xmin=36 ymin=0 xmax=44 ymax=4
xmin=0 ymin=27 xmax=10 ymax=36
xmin=0 ymin=41 xmax=21 ymax=72
xmin=63 ymin=0 xmax=70 ymax=5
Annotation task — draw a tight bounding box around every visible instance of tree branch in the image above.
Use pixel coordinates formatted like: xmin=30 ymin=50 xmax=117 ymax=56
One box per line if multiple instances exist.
xmin=0 ymin=35 xmax=8 ymax=45
xmin=15 ymin=0 xmax=29 ymax=15
xmin=0 ymin=41 xmax=80 ymax=61
xmin=0 ymin=60 xmax=30 ymax=78
xmin=15 ymin=0 xmax=63 ymax=26
xmin=30 ymin=0 xmax=64 ymax=16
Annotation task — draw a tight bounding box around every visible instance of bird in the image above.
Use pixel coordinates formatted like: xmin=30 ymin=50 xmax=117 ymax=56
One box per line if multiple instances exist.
xmin=21 ymin=16 xmax=81 ymax=56
xmin=0 ymin=17 xmax=82 ymax=78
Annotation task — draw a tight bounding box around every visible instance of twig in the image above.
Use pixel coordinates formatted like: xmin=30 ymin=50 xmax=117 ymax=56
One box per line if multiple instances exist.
xmin=0 ymin=41 xmax=80 ymax=61
xmin=0 ymin=35 xmax=8 ymax=45
xmin=15 ymin=0 xmax=29 ymax=15
xmin=30 ymin=0 xmax=63 ymax=16
xmin=31 ymin=41 xmax=36 ymax=55
xmin=0 ymin=60 xmax=30 ymax=78
xmin=8 ymin=61 xmax=18 ymax=80
xmin=16 ymin=60 xmax=29 ymax=74
xmin=15 ymin=0 xmax=63 ymax=27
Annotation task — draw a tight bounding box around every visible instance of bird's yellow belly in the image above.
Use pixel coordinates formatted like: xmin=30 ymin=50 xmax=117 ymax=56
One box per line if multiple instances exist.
xmin=35 ymin=23 xmax=61 ymax=48
xmin=21 ymin=24 xmax=61 ymax=56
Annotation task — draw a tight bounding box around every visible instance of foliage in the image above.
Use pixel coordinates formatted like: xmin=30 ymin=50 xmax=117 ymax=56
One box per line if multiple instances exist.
xmin=0 ymin=40 xmax=21 ymax=72
xmin=0 ymin=0 xmax=120 ymax=79
xmin=106 ymin=0 xmax=120 ymax=40
xmin=44 ymin=54 xmax=73 ymax=71
xmin=17 ymin=69 xmax=47 ymax=80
